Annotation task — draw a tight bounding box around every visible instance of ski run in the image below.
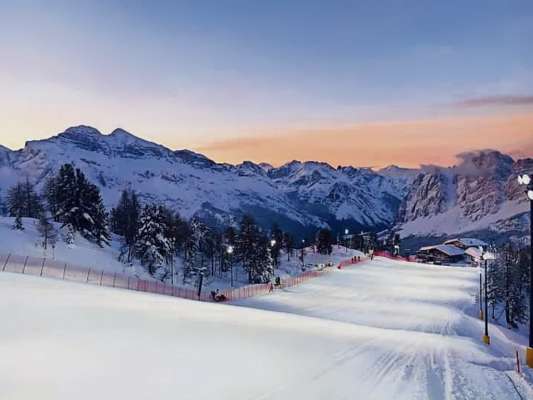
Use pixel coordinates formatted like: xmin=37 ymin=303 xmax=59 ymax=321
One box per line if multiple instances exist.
xmin=1 ymin=256 xmax=532 ymax=399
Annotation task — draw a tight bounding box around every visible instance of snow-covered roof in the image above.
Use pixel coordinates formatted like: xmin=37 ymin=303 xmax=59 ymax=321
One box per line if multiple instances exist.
xmin=419 ymin=244 xmax=465 ymax=257
xmin=444 ymin=238 xmax=488 ymax=248
xmin=464 ymin=247 xmax=482 ymax=260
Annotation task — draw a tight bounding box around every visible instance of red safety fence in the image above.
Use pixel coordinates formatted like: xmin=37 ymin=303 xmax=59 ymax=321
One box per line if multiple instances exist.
xmin=0 ymin=253 xmax=368 ymax=303
xmin=0 ymin=253 xmax=213 ymax=301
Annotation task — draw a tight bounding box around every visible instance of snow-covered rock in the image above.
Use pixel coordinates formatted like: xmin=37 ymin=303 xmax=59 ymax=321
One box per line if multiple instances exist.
xmin=395 ymin=150 xmax=532 ymax=241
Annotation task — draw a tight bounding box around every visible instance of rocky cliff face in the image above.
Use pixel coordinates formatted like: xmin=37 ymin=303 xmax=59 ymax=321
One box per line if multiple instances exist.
xmin=395 ymin=150 xmax=531 ymax=241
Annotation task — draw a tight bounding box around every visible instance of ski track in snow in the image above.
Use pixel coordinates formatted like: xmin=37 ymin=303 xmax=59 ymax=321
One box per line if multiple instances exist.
xmin=1 ymin=257 xmax=531 ymax=399
xmin=237 ymin=258 xmax=531 ymax=399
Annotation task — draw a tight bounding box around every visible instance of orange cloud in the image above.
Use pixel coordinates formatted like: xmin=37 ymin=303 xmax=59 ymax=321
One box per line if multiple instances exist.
xmin=195 ymin=113 xmax=533 ymax=168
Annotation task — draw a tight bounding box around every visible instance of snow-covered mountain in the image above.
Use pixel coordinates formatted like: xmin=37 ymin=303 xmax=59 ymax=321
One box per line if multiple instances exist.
xmin=0 ymin=126 xmax=405 ymax=236
xmin=0 ymin=126 xmax=530 ymax=242
xmin=395 ymin=150 xmax=532 ymax=243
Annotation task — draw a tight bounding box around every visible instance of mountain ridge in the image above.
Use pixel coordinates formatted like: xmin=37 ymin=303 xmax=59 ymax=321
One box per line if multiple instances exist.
xmin=1 ymin=125 xmax=531 ymax=244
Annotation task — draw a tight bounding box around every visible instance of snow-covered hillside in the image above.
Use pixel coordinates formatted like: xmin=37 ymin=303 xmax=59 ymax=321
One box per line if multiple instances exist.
xmin=0 ymin=126 xmax=405 ymax=235
xmin=0 ymin=216 xmax=361 ymax=290
xmin=1 ymin=257 xmax=531 ymax=399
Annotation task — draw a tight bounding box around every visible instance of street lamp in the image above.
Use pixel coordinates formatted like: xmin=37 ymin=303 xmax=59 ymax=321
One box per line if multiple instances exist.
xmin=270 ymin=239 xmax=277 ymax=269
xmin=518 ymin=173 xmax=533 ymax=367
xmin=344 ymin=229 xmax=349 ymax=253
xmin=480 ymin=248 xmax=493 ymax=345
xmin=227 ymin=245 xmax=234 ymax=287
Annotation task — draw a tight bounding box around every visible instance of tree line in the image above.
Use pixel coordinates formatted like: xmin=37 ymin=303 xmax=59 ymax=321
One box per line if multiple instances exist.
xmin=486 ymin=245 xmax=531 ymax=329
xmin=1 ymin=164 xmax=338 ymax=287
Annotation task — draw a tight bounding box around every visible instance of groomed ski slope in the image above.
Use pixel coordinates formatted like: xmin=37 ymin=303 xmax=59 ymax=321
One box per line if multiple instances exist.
xmin=1 ymin=257 xmax=531 ymax=399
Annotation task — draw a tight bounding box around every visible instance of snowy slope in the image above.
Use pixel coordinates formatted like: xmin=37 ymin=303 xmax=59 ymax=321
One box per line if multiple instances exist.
xmin=0 ymin=217 xmax=151 ymax=278
xmin=0 ymin=125 xmax=405 ymax=234
xmin=1 ymin=257 xmax=531 ymax=399
xmin=0 ymin=216 xmax=361 ymax=290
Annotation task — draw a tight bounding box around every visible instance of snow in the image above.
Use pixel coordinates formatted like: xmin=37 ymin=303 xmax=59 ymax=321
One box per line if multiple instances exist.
xmin=419 ymin=244 xmax=465 ymax=257
xmin=1 ymin=256 xmax=531 ymax=399
xmin=398 ymin=199 xmax=529 ymax=237
xmin=444 ymin=238 xmax=488 ymax=248
xmin=0 ymin=217 xmax=362 ymax=291
xmin=0 ymin=217 xmax=151 ymax=279
xmin=0 ymin=125 xmax=407 ymax=231
xmin=465 ymin=246 xmax=483 ymax=260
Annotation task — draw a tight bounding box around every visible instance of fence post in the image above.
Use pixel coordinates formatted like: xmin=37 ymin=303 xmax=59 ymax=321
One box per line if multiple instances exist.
xmin=22 ymin=256 xmax=29 ymax=274
xmin=86 ymin=268 xmax=91 ymax=283
xmin=40 ymin=258 xmax=46 ymax=276
xmin=112 ymin=273 xmax=117 ymax=288
xmin=2 ymin=254 xmax=11 ymax=271
xmin=99 ymin=270 xmax=104 ymax=286
xmin=62 ymin=263 xmax=68 ymax=279
xmin=127 ymin=276 xmax=130 ymax=290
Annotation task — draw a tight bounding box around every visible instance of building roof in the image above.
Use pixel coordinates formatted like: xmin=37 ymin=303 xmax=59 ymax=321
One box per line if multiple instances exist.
xmin=444 ymin=238 xmax=488 ymax=248
xmin=464 ymin=247 xmax=482 ymax=260
xmin=418 ymin=244 xmax=465 ymax=257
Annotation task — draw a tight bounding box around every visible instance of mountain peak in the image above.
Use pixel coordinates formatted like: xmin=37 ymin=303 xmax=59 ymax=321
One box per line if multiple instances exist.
xmin=62 ymin=125 xmax=103 ymax=137
xmin=110 ymin=128 xmax=136 ymax=138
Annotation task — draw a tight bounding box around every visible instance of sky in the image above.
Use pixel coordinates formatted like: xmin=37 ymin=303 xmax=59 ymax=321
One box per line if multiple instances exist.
xmin=1 ymin=0 xmax=532 ymax=168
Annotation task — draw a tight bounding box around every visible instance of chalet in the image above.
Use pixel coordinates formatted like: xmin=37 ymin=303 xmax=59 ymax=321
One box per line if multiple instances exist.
xmin=416 ymin=244 xmax=465 ymax=264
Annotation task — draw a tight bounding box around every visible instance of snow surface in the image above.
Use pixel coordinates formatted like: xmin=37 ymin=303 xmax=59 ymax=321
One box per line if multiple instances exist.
xmin=1 ymin=257 xmax=531 ymax=399
xmin=398 ymin=199 xmax=529 ymax=237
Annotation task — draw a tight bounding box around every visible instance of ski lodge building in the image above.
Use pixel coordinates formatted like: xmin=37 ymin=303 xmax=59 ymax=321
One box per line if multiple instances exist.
xmin=416 ymin=238 xmax=488 ymax=265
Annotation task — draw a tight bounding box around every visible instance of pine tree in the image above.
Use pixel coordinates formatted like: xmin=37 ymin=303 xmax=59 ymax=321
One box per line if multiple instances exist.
xmin=235 ymin=216 xmax=272 ymax=283
xmin=37 ymin=214 xmax=58 ymax=251
xmin=135 ymin=204 xmax=173 ymax=277
xmin=43 ymin=176 xmax=60 ymax=221
xmin=183 ymin=218 xmax=209 ymax=284
xmin=316 ymin=228 xmax=333 ymax=255
xmin=111 ymin=189 xmax=141 ymax=262
xmin=270 ymin=224 xmax=283 ymax=268
xmin=7 ymin=180 xmax=43 ymax=219
xmin=0 ymin=188 xmax=7 ymax=216
xmin=53 ymin=164 xmax=110 ymax=246
xmin=237 ymin=215 xmax=260 ymax=283
xmin=283 ymin=231 xmax=294 ymax=261
xmin=249 ymin=234 xmax=273 ymax=283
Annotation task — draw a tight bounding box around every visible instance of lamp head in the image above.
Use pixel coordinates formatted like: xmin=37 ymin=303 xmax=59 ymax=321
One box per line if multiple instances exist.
xmin=518 ymin=174 xmax=531 ymax=185
xmin=227 ymin=245 xmax=234 ymax=254
xmin=528 ymin=190 xmax=533 ymax=201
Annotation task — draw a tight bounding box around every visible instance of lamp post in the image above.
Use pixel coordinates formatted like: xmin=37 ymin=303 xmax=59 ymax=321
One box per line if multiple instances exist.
xmin=518 ymin=173 xmax=533 ymax=367
xmin=227 ymin=245 xmax=234 ymax=287
xmin=482 ymin=249 xmax=490 ymax=345
xmin=270 ymin=239 xmax=277 ymax=269
xmin=344 ymin=229 xmax=349 ymax=253
xmin=479 ymin=269 xmax=483 ymax=320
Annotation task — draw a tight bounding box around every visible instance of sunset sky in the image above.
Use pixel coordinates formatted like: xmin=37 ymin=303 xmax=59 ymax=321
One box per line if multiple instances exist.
xmin=1 ymin=1 xmax=532 ymax=168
